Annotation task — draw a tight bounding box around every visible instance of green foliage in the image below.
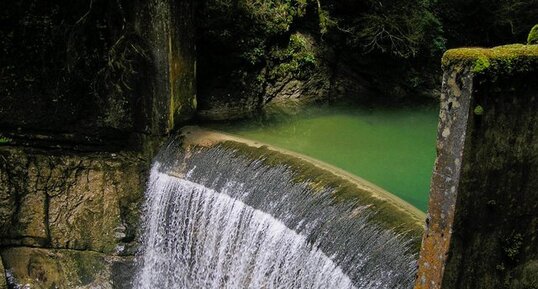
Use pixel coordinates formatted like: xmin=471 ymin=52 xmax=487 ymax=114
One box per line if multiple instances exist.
xmin=247 ymin=0 xmax=308 ymax=31
xmin=322 ymin=0 xmax=445 ymax=58
xmin=198 ymin=0 xmax=308 ymax=66
xmin=317 ymin=7 xmax=336 ymax=36
xmin=197 ymin=0 xmax=446 ymax=103
xmin=196 ymin=0 xmax=314 ymax=104
xmin=269 ymin=33 xmax=317 ymax=79
xmin=528 ymin=24 xmax=538 ymax=45
xmin=0 ymin=136 xmax=11 ymax=144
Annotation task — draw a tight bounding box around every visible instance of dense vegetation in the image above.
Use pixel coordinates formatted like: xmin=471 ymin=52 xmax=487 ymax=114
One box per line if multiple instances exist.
xmin=195 ymin=0 xmax=537 ymax=110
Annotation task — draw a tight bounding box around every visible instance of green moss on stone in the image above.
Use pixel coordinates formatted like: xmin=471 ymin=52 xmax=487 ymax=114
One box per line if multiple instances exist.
xmin=474 ymin=105 xmax=484 ymax=116
xmin=528 ymin=24 xmax=538 ymax=45
xmin=442 ymin=44 xmax=538 ymax=75
xmin=64 ymin=250 xmax=106 ymax=285
xmin=472 ymin=55 xmax=491 ymax=73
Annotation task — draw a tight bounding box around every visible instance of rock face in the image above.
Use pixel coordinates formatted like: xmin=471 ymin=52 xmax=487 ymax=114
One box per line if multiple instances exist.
xmin=0 ymin=0 xmax=196 ymax=147
xmin=414 ymin=44 xmax=538 ymax=289
xmin=196 ymin=30 xmax=374 ymax=120
xmin=0 ymin=147 xmax=145 ymax=254
xmin=0 ymin=0 xmax=196 ymax=287
xmin=0 ymin=147 xmax=146 ymax=287
xmin=1 ymin=247 xmax=134 ymax=289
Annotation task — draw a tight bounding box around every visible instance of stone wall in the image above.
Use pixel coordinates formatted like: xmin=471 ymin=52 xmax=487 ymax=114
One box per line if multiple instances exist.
xmin=0 ymin=144 xmax=147 ymax=288
xmin=0 ymin=0 xmax=196 ymax=148
xmin=415 ymin=44 xmax=538 ymax=288
xmin=1 ymin=247 xmax=134 ymax=289
xmin=0 ymin=0 xmax=196 ymax=287
xmin=0 ymin=148 xmax=148 ymax=288
xmin=0 ymin=148 xmax=144 ymax=254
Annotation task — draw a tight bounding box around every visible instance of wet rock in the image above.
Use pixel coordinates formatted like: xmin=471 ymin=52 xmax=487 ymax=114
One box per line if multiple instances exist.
xmin=0 ymin=247 xmax=134 ymax=289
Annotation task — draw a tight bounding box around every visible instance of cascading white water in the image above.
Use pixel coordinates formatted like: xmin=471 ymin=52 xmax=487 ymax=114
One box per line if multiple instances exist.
xmin=134 ymin=165 xmax=356 ymax=289
xmin=134 ymin=143 xmax=419 ymax=289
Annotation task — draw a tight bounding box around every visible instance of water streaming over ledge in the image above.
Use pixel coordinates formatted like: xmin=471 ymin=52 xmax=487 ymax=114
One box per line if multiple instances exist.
xmin=133 ymin=139 xmax=420 ymax=289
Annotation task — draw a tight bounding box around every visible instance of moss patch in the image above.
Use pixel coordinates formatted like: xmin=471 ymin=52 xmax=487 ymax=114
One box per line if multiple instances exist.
xmin=473 ymin=105 xmax=484 ymax=116
xmin=442 ymin=44 xmax=538 ymax=75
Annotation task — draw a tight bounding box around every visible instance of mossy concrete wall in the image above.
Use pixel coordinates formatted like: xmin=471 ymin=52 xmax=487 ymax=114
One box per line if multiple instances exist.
xmin=0 ymin=0 xmax=195 ymax=287
xmin=0 ymin=0 xmax=196 ymax=148
xmin=415 ymin=44 xmax=538 ymax=289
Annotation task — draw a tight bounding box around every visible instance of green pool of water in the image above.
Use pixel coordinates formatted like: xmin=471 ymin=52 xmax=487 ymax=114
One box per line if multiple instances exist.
xmin=210 ymin=104 xmax=438 ymax=212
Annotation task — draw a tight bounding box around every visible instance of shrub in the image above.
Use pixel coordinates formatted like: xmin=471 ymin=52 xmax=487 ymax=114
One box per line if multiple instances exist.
xmin=528 ymin=24 xmax=538 ymax=45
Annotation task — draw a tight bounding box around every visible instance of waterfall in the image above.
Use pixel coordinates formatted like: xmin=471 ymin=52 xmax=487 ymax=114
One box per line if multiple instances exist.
xmin=133 ymin=140 xmax=419 ymax=289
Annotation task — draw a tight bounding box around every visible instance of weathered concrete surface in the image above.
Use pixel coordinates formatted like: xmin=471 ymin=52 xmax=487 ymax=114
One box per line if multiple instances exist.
xmin=415 ymin=44 xmax=538 ymax=289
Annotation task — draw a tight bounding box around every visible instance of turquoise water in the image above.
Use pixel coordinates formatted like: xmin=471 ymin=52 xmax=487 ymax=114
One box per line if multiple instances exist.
xmin=211 ymin=105 xmax=438 ymax=212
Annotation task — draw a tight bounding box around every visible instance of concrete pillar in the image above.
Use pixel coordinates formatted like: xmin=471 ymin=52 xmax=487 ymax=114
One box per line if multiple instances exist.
xmin=415 ymin=45 xmax=538 ymax=289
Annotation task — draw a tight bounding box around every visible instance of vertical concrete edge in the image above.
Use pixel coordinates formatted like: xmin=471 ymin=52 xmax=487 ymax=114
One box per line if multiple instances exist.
xmin=414 ymin=65 xmax=474 ymax=289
